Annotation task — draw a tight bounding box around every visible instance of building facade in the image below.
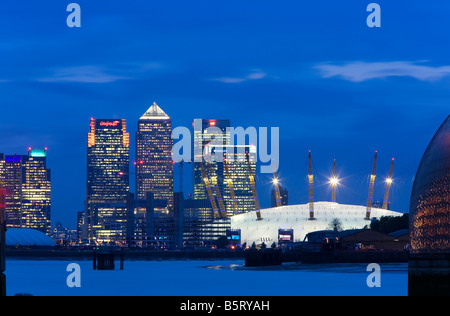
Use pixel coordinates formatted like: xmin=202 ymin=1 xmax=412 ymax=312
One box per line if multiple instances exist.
xmin=0 ymin=149 xmax=51 ymax=235
xmin=135 ymin=102 xmax=174 ymax=213
xmin=86 ymin=118 xmax=130 ymax=245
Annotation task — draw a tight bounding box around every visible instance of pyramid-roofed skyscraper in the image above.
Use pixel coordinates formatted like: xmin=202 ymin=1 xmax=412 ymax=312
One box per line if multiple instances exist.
xmin=135 ymin=102 xmax=174 ymax=213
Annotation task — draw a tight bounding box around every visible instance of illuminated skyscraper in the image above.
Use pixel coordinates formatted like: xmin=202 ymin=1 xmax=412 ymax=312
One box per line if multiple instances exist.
xmin=135 ymin=102 xmax=174 ymax=213
xmin=86 ymin=118 xmax=130 ymax=245
xmin=0 ymin=149 xmax=51 ymax=235
xmin=21 ymin=149 xmax=51 ymax=235
xmin=223 ymin=145 xmax=257 ymax=216
xmin=193 ymin=119 xmax=230 ymax=200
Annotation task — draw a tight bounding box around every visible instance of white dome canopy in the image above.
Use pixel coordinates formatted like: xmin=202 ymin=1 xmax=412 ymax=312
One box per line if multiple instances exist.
xmin=231 ymin=202 xmax=404 ymax=245
xmin=5 ymin=228 xmax=56 ymax=247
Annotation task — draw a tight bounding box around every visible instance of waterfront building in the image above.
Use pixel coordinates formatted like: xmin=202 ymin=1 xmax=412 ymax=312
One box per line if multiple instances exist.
xmin=86 ymin=118 xmax=130 ymax=245
xmin=0 ymin=149 xmax=51 ymax=235
xmin=409 ymin=115 xmax=450 ymax=295
xmin=135 ymin=102 xmax=174 ymax=213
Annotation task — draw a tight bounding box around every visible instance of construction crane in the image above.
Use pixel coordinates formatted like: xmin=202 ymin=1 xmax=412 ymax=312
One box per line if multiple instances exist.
xmin=246 ymin=152 xmax=262 ymax=220
xmin=272 ymin=160 xmax=282 ymax=207
xmin=223 ymin=158 xmax=240 ymax=216
xmin=330 ymin=159 xmax=338 ymax=203
xmin=308 ymin=151 xmax=315 ymax=220
xmin=365 ymin=151 xmax=378 ymax=220
xmin=206 ymin=162 xmax=228 ymax=219
xmin=382 ymin=158 xmax=395 ymax=210
xmin=200 ymin=162 xmax=221 ymax=219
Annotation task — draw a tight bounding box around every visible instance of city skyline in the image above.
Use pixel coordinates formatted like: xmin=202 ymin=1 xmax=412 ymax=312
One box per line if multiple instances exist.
xmin=1 ymin=1 xmax=450 ymax=229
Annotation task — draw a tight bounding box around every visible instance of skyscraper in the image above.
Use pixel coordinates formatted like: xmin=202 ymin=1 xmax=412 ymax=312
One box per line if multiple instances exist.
xmin=86 ymin=118 xmax=130 ymax=245
xmin=0 ymin=149 xmax=51 ymax=235
xmin=135 ymin=102 xmax=174 ymax=213
xmin=193 ymin=119 xmax=230 ymax=200
xmin=223 ymin=144 xmax=257 ymax=216
xmin=21 ymin=149 xmax=51 ymax=235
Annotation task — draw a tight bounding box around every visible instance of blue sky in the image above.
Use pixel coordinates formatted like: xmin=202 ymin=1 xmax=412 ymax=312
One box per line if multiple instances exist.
xmin=1 ymin=1 xmax=449 ymax=228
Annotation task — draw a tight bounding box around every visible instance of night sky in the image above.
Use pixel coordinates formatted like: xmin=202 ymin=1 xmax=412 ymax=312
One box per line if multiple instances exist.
xmin=0 ymin=1 xmax=449 ymax=228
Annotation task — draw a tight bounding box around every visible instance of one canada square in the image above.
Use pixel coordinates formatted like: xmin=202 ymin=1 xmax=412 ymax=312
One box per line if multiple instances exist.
xmin=135 ymin=102 xmax=174 ymax=213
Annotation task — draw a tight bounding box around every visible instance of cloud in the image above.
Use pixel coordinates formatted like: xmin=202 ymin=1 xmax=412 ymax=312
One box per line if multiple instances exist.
xmin=36 ymin=62 xmax=169 ymax=84
xmin=211 ymin=70 xmax=267 ymax=84
xmin=315 ymin=61 xmax=450 ymax=82
xmin=37 ymin=66 xmax=131 ymax=83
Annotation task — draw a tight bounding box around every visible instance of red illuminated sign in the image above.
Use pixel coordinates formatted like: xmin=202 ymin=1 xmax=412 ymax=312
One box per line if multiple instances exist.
xmin=100 ymin=120 xmax=120 ymax=127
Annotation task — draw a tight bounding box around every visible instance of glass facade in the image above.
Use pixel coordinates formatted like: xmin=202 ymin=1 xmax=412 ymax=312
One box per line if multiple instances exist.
xmin=223 ymin=145 xmax=256 ymax=216
xmin=21 ymin=151 xmax=51 ymax=235
xmin=0 ymin=150 xmax=51 ymax=235
xmin=410 ymin=115 xmax=450 ymax=254
xmin=86 ymin=118 xmax=130 ymax=245
xmin=193 ymin=119 xmax=230 ymax=200
xmin=135 ymin=103 xmax=174 ymax=213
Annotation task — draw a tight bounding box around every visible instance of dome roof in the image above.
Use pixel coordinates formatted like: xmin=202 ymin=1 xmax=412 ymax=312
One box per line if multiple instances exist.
xmin=231 ymin=201 xmax=403 ymax=244
xmin=410 ymin=115 xmax=450 ymax=253
xmin=5 ymin=228 xmax=56 ymax=247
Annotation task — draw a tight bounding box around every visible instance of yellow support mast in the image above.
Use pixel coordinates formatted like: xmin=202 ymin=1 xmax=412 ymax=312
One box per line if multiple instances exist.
xmin=272 ymin=160 xmax=282 ymax=207
xmin=308 ymin=151 xmax=315 ymax=220
xmin=223 ymin=158 xmax=240 ymax=216
xmin=246 ymin=152 xmax=262 ymax=220
xmin=382 ymin=158 xmax=395 ymax=210
xmin=365 ymin=151 xmax=378 ymax=220
xmin=206 ymin=162 xmax=228 ymax=219
xmin=201 ymin=162 xmax=220 ymax=219
xmin=331 ymin=159 xmax=337 ymax=203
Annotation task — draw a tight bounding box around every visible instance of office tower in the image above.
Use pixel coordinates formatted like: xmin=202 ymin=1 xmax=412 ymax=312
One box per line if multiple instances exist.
xmin=223 ymin=145 xmax=257 ymax=216
xmin=193 ymin=119 xmax=230 ymax=200
xmin=135 ymin=102 xmax=174 ymax=213
xmin=0 ymin=149 xmax=51 ymax=235
xmin=1 ymin=155 xmax=23 ymax=228
xmin=271 ymin=185 xmax=288 ymax=208
xmin=86 ymin=118 xmax=130 ymax=245
xmin=21 ymin=149 xmax=51 ymax=235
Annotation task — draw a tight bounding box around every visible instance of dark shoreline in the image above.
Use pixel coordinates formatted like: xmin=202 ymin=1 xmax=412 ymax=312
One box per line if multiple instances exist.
xmin=5 ymin=247 xmax=246 ymax=261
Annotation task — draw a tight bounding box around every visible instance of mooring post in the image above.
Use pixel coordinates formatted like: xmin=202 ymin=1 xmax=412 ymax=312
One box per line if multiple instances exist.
xmin=120 ymin=250 xmax=124 ymax=270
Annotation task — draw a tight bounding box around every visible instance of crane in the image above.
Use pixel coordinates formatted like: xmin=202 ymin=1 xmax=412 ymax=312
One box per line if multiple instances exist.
xmin=308 ymin=151 xmax=315 ymax=220
xmin=200 ymin=162 xmax=221 ymax=219
xmin=382 ymin=158 xmax=395 ymax=210
xmin=272 ymin=160 xmax=282 ymax=207
xmin=246 ymin=152 xmax=262 ymax=220
xmin=223 ymin=158 xmax=240 ymax=216
xmin=206 ymin=162 xmax=228 ymax=219
xmin=365 ymin=151 xmax=378 ymax=220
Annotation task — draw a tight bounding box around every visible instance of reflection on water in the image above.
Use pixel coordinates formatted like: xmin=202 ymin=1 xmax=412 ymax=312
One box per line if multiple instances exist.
xmin=204 ymin=262 xmax=408 ymax=274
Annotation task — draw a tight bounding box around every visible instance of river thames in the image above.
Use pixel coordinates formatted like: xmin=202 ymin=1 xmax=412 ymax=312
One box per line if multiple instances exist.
xmin=5 ymin=259 xmax=408 ymax=296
